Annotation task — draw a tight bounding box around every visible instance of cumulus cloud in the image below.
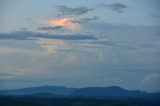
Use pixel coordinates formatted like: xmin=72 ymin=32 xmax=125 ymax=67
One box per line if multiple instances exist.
xmin=99 ymin=2 xmax=127 ymax=13
xmin=38 ymin=17 xmax=99 ymax=34
xmin=48 ymin=18 xmax=80 ymax=30
xmin=56 ymin=5 xmax=94 ymax=16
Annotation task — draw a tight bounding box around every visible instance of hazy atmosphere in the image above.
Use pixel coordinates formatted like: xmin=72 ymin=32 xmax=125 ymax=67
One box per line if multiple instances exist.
xmin=0 ymin=0 xmax=160 ymax=92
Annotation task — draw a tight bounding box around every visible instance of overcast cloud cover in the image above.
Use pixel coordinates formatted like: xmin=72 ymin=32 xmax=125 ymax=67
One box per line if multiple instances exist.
xmin=0 ymin=0 xmax=160 ymax=92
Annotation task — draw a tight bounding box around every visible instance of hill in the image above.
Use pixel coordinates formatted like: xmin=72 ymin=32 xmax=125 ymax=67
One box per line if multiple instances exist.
xmin=0 ymin=85 xmax=159 ymax=100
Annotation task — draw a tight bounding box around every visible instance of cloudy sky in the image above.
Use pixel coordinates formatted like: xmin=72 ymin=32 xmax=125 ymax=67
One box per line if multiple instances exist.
xmin=0 ymin=0 xmax=160 ymax=92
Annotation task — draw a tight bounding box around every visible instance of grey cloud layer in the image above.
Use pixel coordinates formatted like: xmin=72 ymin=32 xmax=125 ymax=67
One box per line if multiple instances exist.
xmin=0 ymin=31 xmax=97 ymax=40
xmin=99 ymin=2 xmax=127 ymax=13
xmin=1 ymin=22 xmax=159 ymax=50
xmin=78 ymin=16 xmax=99 ymax=23
xmin=38 ymin=26 xmax=64 ymax=31
xmin=56 ymin=5 xmax=94 ymax=16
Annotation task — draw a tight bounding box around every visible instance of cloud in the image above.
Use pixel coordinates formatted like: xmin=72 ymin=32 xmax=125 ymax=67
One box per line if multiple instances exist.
xmin=75 ymin=39 xmax=119 ymax=47
xmin=141 ymin=73 xmax=160 ymax=92
xmin=78 ymin=16 xmax=99 ymax=23
xmin=65 ymin=55 xmax=78 ymax=63
xmin=0 ymin=66 xmax=44 ymax=79
xmin=90 ymin=40 xmax=119 ymax=46
xmin=0 ymin=30 xmax=97 ymax=40
xmin=36 ymin=38 xmax=69 ymax=55
xmin=0 ymin=66 xmax=26 ymax=79
xmin=0 ymin=73 xmax=16 ymax=79
xmin=56 ymin=5 xmax=94 ymax=16
xmin=48 ymin=18 xmax=80 ymax=30
xmin=149 ymin=13 xmax=158 ymax=18
xmin=0 ymin=46 xmax=39 ymax=54
xmin=38 ymin=26 xmax=65 ymax=34
xmin=140 ymin=43 xmax=157 ymax=48
xmin=143 ymin=74 xmax=159 ymax=83
xmin=38 ymin=17 xmax=99 ymax=34
xmin=38 ymin=26 xmax=64 ymax=31
xmin=99 ymin=2 xmax=127 ymax=13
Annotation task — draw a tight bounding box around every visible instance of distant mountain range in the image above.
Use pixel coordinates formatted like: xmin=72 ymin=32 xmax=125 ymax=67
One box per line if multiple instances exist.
xmin=0 ymin=86 xmax=75 ymax=96
xmin=0 ymin=86 xmax=159 ymax=100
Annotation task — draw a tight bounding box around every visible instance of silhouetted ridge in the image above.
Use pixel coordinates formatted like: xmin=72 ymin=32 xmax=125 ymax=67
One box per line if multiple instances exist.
xmin=72 ymin=86 xmax=136 ymax=97
xmin=0 ymin=85 xmax=159 ymax=100
xmin=0 ymin=86 xmax=76 ymax=96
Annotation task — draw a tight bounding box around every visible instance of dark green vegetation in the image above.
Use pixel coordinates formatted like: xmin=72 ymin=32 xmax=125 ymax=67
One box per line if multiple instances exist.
xmin=0 ymin=96 xmax=160 ymax=106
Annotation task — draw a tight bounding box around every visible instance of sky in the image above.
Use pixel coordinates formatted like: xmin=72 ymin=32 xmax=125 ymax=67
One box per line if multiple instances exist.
xmin=0 ymin=0 xmax=160 ymax=92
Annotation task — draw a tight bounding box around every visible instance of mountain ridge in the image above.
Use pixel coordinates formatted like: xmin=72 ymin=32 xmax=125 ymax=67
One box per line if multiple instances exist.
xmin=0 ymin=85 xmax=76 ymax=96
xmin=0 ymin=85 xmax=159 ymax=100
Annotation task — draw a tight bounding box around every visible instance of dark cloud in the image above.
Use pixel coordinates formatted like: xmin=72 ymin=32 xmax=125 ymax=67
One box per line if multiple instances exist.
xmin=56 ymin=49 xmax=88 ymax=53
xmin=140 ymin=43 xmax=157 ymax=48
xmin=0 ymin=30 xmax=97 ymax=40
xmin=26 ymin=18 xmax=32 ymax=21
xmin=38 ymin=26 xmax=64 ymax=31
xmin=56 ymin=5 xmax=94 ymax=16
xmin=78 ymin=16 xmax=99 ymax=23
xmin=149 ymin=13 xmax=158 ymax=18
xmin=91 ymin=40 xmax=119 ymax=46
xmin=73 ymin=40 xmax=119 ymax=47
xmin=99 ymin=2 xmax=127 ymax=13
xmin=78 ymin=40 xmax=119 ymax=47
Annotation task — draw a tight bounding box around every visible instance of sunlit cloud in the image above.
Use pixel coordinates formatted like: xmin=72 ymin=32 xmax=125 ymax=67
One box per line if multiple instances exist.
xmin=48 ymin=18 xmax=81 ymax=30
xmin=36 ymin=16 xmax=99 ymax=34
